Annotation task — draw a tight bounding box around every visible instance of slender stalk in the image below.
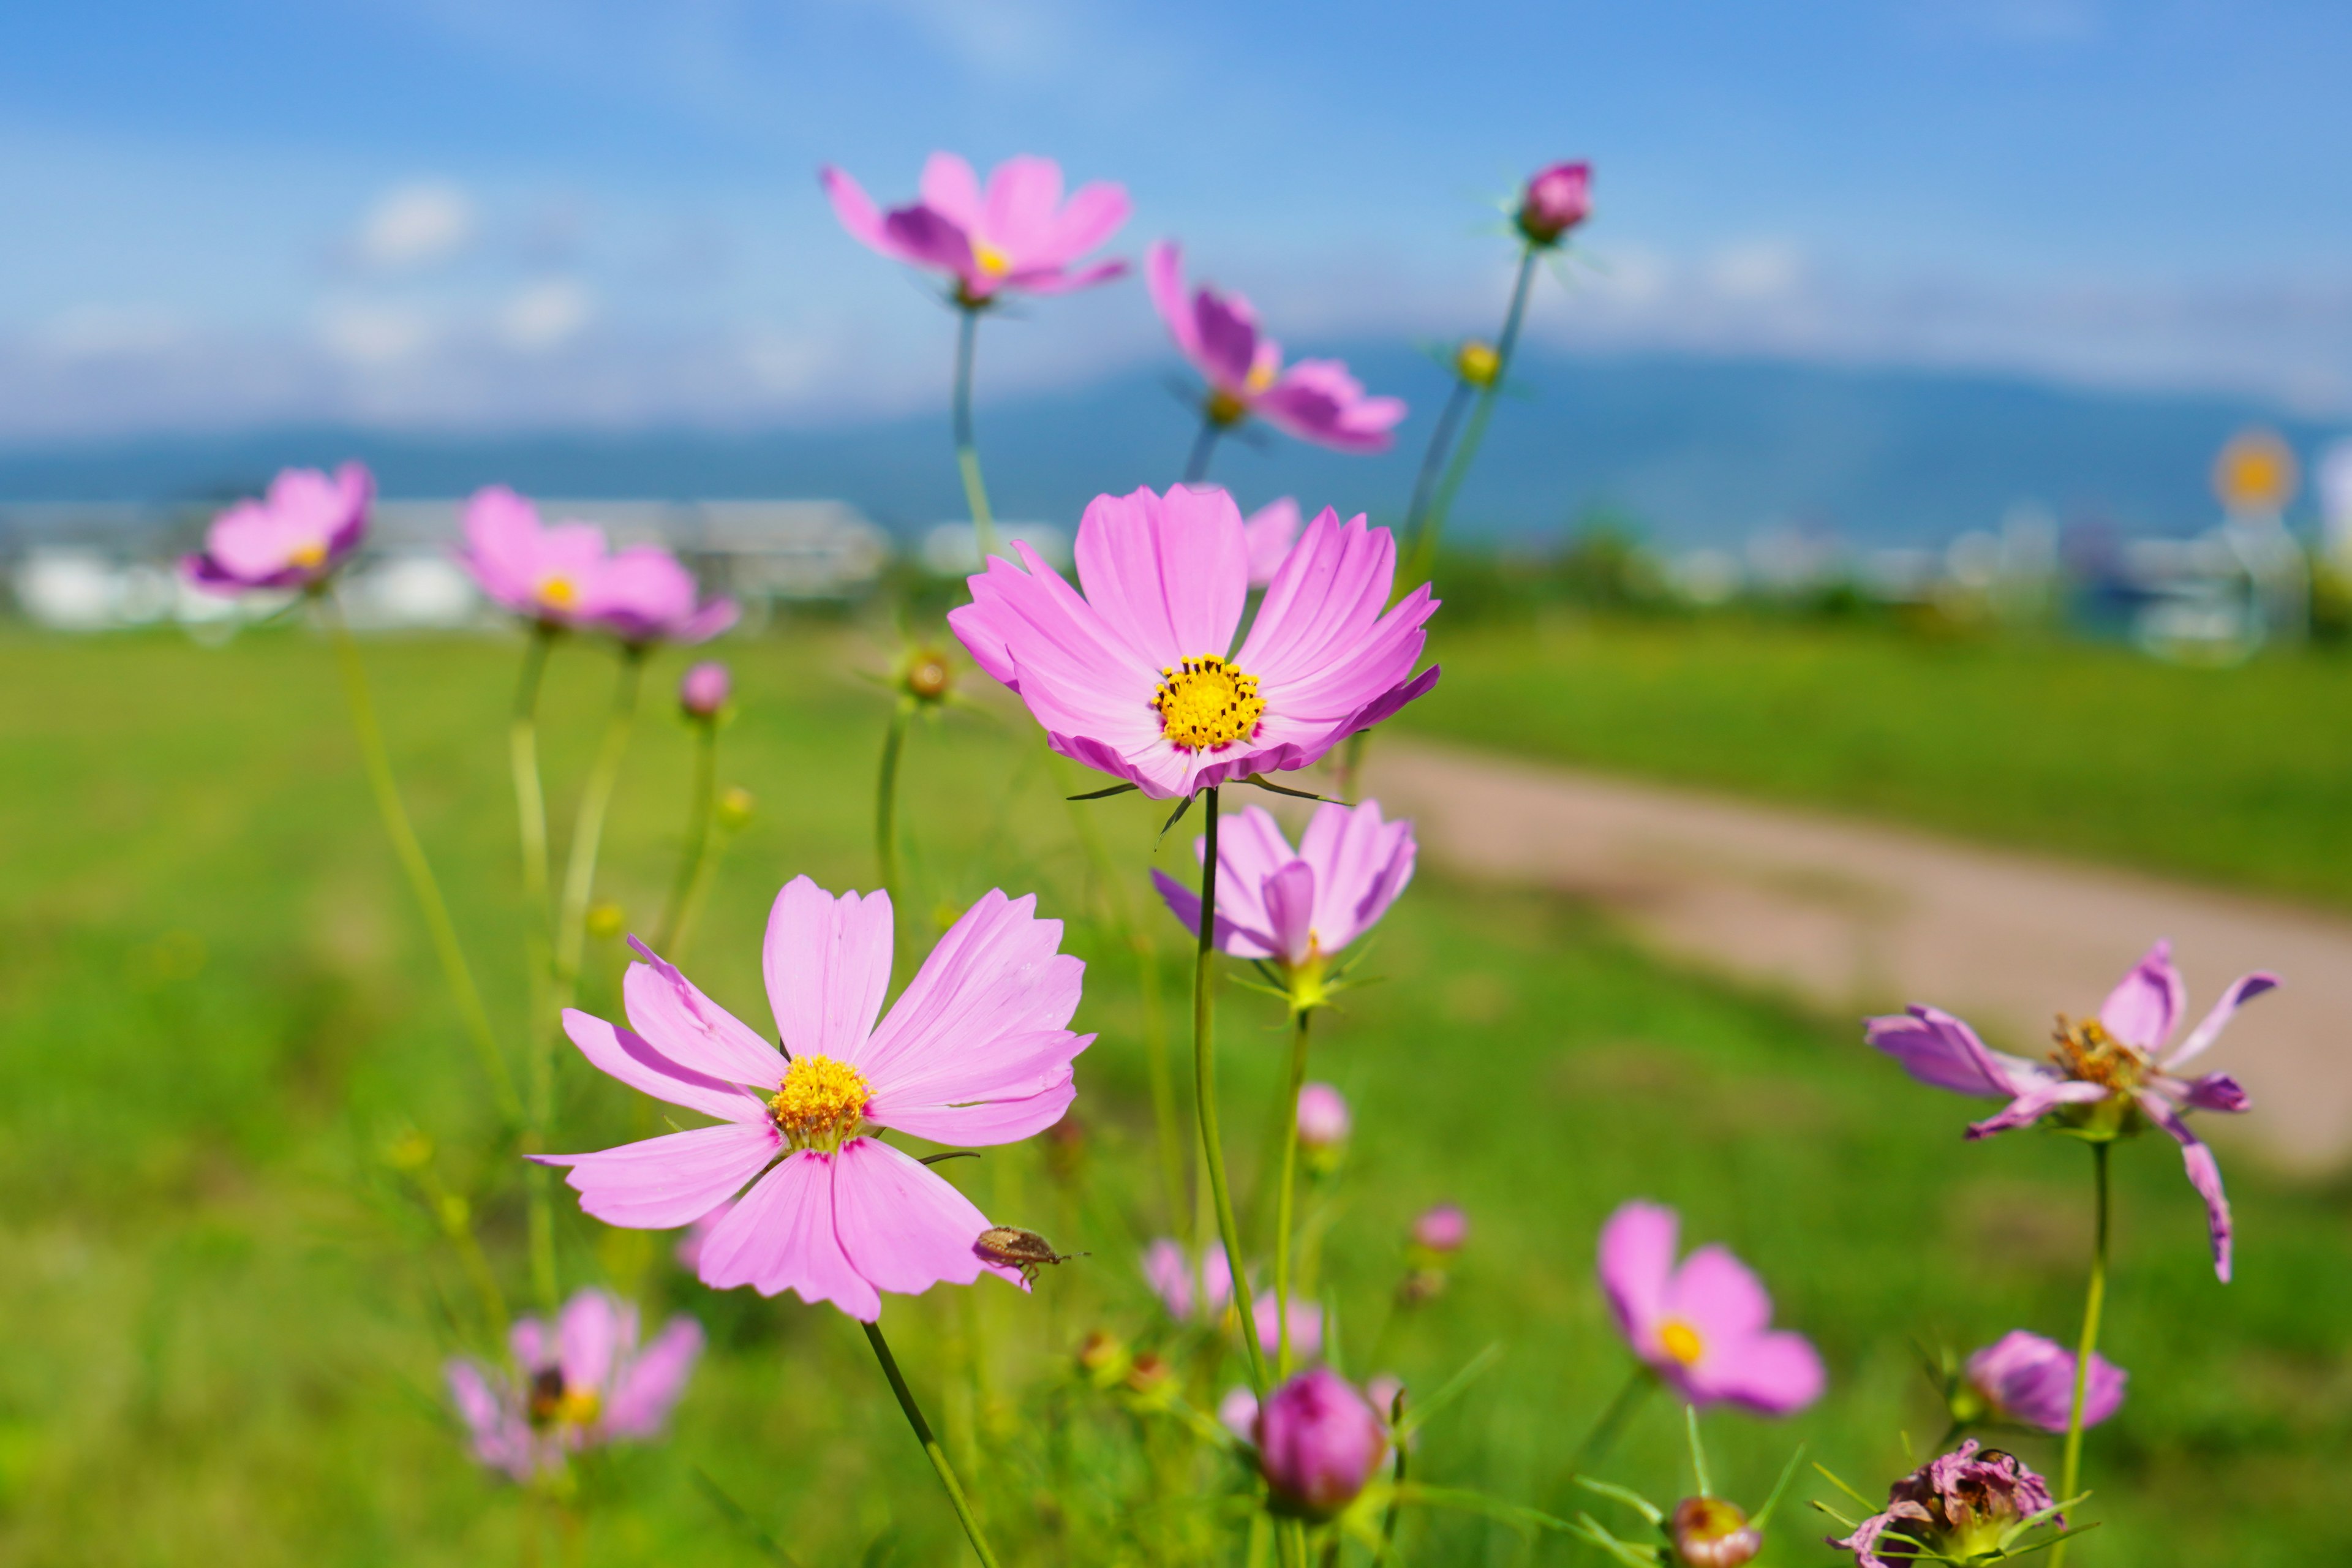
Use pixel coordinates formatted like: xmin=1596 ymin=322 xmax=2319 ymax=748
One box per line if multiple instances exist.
xmin=1272 ymin=1008 xmax=1314 ymax=1377
xmin=652 ymin=716 xmax=718 ymax=956
xmin=552 ymin=648 xmax=646 ymax=999
xmin=2050 ymin=1142 xmax=2110 ymax=1568
xmin=876 ymin=695 xmax=914 ymax=899
xmin=1400 ymin=377 xmax=1476 ymax=549
xmin=1193 ymin=786 xmax=1271 ymax=1395
xmin=1380 ymin=1388 xmax=1409 ymax=1557
xmin=952 ymin=306 xmax=998 ymax=562
xmin=1569 ymin=1366 xmax=1651 ymax=1482
xmin=1403 ymin=243 xmax=1542 ymax=594
xmin=1183 ymin=415 xmax=1223 ymax=486
xmin=862 ymin=1318 xmax=1003 ymax=1568
xmin=321 ymin=590 xmax=521 ymax=1121
xmin=509 ymin=628 xmax=562 ymax=1310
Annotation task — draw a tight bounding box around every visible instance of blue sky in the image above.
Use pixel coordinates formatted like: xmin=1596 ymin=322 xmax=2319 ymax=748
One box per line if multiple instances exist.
xmin=3 ymin=0 xmax=2348 ymax=440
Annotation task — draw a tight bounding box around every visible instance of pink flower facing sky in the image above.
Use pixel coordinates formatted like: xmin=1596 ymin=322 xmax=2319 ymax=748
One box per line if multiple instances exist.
xmin=1153 ymin=798 xmax=1417 ymax=981
xmin=1140 ymin=1239 xmax=1323 ymax=1359
xmin=538 ymin=876 xmax=1093 ymax=1321
xmin=1243 ymin=497 xmax=1303 ymax=587
xmin=952 ymin=484 xmax=1439 ymax=801
xmin=446 ymin=1288 xmax=703 ymax=1482
xmin=1147 ymin=241 xmax=1405 ymax=454
xmin=1964 ymin=1330 xmax=2125 ymax=1434
xmin=820 ymin=153 xmax=1129 ymax=306
xmin=183 ymin=462 xmax=372 ymax=592
xmin=459 ymin=484 xmax=737 ymax=645
xmin=1865 ymin=938 xmax=2275 ymax=1281
xmin=1598 ymin=1200 xmax=1824 ymax=1416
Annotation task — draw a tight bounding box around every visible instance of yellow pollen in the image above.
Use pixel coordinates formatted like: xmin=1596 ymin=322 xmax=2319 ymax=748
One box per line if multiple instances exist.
xmin=2050 ymin=1014 xmax=2145 ymax=1091
xmin=1151 ymin=654 xmax=1265 ymax=752
xmin=1244 ymin=359 xmax=1278 ymax=395
xmin=527 ymin=1371 xmax=601 ymax=1429
xmin=768 ymin=1054 xmax=873 ymax=1152
xmin=288 ymin=540 xmax=327 ymax=570
xmin=972 ymin=239 xmax=1011 ymax=276
xmin=1658 ymin=1319 xmax=1705 ymax=1366
xmin=539 ymin=574 xmax=578 ymax=608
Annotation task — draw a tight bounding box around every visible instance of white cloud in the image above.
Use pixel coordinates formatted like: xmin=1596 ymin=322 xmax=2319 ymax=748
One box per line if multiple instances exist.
xmin=353 ymin=180 xmax=476 ymax=271
xmin=1706 ymin=240 xmax=1807 ymax=302
xmin=318 ymin=301 xmax=440 ymax=366
xmin=498 ymin=277 xmax=596 ymax=352
xmin=34 ymin=305 xmax=189 ymax=361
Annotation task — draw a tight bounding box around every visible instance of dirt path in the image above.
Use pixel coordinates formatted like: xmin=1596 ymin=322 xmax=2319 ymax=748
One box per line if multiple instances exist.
xmin=1368 ymin=739 xmax=2352 ymax=1169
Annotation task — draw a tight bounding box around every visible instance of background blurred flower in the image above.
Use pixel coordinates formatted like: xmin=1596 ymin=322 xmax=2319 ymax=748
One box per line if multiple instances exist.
xmin=1412 ymin=1203 xmax=1469 ymax=1254
xmin=1516 ymin=160 xmax=1593 ymax=245
xmin=954 ymin=485 xmax=1439 ymax=800
xmin=1965 ymin=1330 xmax=2126 ymax=1433
xmin=1598 ymin=1199 xmax=1823 ymax=1415
xmin=183 ymin=462 xmax=371 ymax=593
xmin=1153 ymin=798 xmax=1418 ymax=977
xmin=539 ymin=877 xmax=1091 ymax=1321
xmin=1147 ymin=241 xmax=1405 ymax=453
xmin=445 ymin=1288 xmax=703 ymax=1482
xmin=820 ymin=153 xmax=1129 ymax=305
xmin=1255 ymin=1367 xmax=1385 ymax=1518
xmin=1866 ymin=939 xmax=2276 ymax=1280
xmin=1141 ymin=1236 xmax=1232 ymax=1322
xmin=1243 ymin=497 xmax=1302 ymax=586
xmin=1296 ymin=1082 xmax=1351 ymax=1150
xmin=1218 ymin=1384 xmax=1259 ymax=1442
xmin=573 ymin=545 xmax=737 ymax=646
xmin=1253 ymin=1291 xmax=1323 ymax=1360
xmin=1830 ymin=1439 xmax=2059 ymax=1568
xmin=456 ymin=485 xmax=610 ymax=625
xmin=679 ymin=660 xmax=730 ymax=718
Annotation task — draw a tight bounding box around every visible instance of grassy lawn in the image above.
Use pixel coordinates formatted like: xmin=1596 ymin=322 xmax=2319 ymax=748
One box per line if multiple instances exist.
xmin=0 ymin=624 xmax=2345 ymax=1562
xmin=1402 ymin=616 xmax=2352 ymax=913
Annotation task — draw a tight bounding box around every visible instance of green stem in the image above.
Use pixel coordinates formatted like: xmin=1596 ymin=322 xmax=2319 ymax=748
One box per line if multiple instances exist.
xmin=321 ymin=590 xmax=521 ymax=1121
xmin=1380 ymin=1387 xmax=1409 ymax=1558
xmin=862 ymin=1318 xmax=1003 ymax=1568
xmin=1570 ymin=1366 xmax=1652 ymax=1481
xmin=652 ymin=717 xmax=718 ymax=956
xmin=509 ymin=629 xmax=560 ymax=1310
xmin=953 ymin=306 xmax=997 ymax=562
xmin=876 ymin=695 xmax=913 ymax=899
xmin=1272 ymin=1008 xmax=1313 ymax=1378
xmin=552 ymin=649 xmax=646 ymax=999
xmin=1193 ymin=787 xmax=1270 ymax=1395
xmin=1403 ymin=242 xmax=1541 ymax=595
xmin=2050 ymin=1142 xmax=2110 ymax=1568
xmin=1400 ymin=377 xmax=1476 ymax=551
xmin=1183 ymin=415 xmax=1222 ymax=486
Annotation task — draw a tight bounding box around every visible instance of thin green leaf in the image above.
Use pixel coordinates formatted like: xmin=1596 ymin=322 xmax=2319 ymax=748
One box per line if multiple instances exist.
xmin=1997 ymin=1521 xmax=2105 ymax=1559
xmin=1574 ymin=1476 xmax=1664 ymax=1527
xmin=1684 ymin=1405 xmax=1713 ymax=1498
xmin=1395 ymin=1341 xmax=1504 ymax=1438
xmin=1998 ymin=1492 xmax=2091 ymax=1549
xmin=1808 ymin=1499 xmax=1861 ymax=1532
xmin=1393 ymin=1484 xmax=1563 ymax=1537
xmin=694 ymin=1467 xmax=807 ymax=1567
xmin=1242 ymin=772 xmax=1340 ymax=803
xmin=916 ymin=1150 xmax=979 ymax=1166
xmin=1066 ymin=781 xmax=1139 ymax=801
xmin=1566 ymin=1512 xmax=1665 ymax=1567
xmin=1750 ymin=1443 xmax=1807 ymax=1529
xmin=1813 ymin=1461 xmax=1879 ymax=1510
xmin=1157 ymin=792 xmax=1196 ymax=844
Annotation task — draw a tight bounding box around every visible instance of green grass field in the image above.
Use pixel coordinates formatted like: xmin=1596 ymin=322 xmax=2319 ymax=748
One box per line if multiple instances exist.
xmin=1 ymin=623 xmax=2346 ymax=1564
xmin=1404 ymin=616 xmax=2352 ymax=912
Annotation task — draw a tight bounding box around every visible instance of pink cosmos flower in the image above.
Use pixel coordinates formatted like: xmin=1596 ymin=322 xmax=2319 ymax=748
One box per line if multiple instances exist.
xmin=1147 ymin=242 xmax=1405 ymax=454
xmin=1964 ymin=1330 xmax=2125 ymax=1434
xmin=183 ymin=462 xmax=372 ymax=592
xmin=1412 ymin=1204 xmax=1469 ymax=1254
xmin=1598 ymin=1200 xmax=1824 ymax=1416
xmin=1140 ymin=1238 xmax=1321 ymax=1356
xmin=679 ymin=660 xmax=731 ymax=718
xmin=457 ymin=485 xmax=612 ymax=625
xmin=537 ymin=876 xmax=1093 ymax=1321
xmin=820 ymin=153 xmax=1129 ymax=305
xmin=1864 ymin=939 xmax=2275 ymax=1281
xmin=952 ymin=485 xmax=1439 ymax=801
xmin=576 ymin=545 xmax=738 ymax=647
xmin=1256 ymin=1368 xmax=1385 ymax=1519
xmin=1153 ymin=798 xmax=1417 ymax=970
xmin=1295 ymin=1082 xmax=1351 ymax=1150
xmin=1218 ymin=1384 xmax=1260 ymax=1440
xmin=1244 ymin=497 xmax=1303 ymax=587
xmin=1517 ymin=161 xmax=1594 ymax=246
xmin=1830 ymin=1440 xmax=2060 ymax=1568
xmin=445 ymin=1287 xmax=703 ymax=1482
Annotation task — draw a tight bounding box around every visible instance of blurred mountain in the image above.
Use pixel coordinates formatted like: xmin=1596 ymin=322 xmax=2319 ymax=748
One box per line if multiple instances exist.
xmin=1 ymin=350 xmax=2337 ymax=547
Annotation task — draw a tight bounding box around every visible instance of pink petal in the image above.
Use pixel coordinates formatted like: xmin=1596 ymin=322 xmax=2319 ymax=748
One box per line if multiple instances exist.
xmin=1597 ymin=1200 xmax=1678 ymax=1343
xmin=881 ymin=203 xmax=979 ymax=281
xmin=696 ymin=1150 xmax=880 ymax=1319
xmin=859 ymin=889 xmax=1083 ymax=1092
xmin=2164 ymin=970 xmax=2278 ymax=1069
xmin=1691 ymin=1329 xmax=1825 ymax=1417
xmin=1965 ymin=1078 xmax=2108 ymax=1139
xmin=948 ymin=540 xmax=1164 ymax=737
xmin=558 ymin=1288 xmax=630 ymax=1396
xmin=917 ymin=151 xmax=984 ymax=230
xmin=560 ymin=1008 xmax=768 ymax=1122
xmin=873 ymin=1059 xmax=1082 ymax=1145
xmin=1191 ymin=285 xmax=1264 ymax=396
xmin=1243 ymin=497 xmax=1303 ymax=587
xmin=604 ymin=1317 xmax=704 ymax=1438
xmin=535 ymin=1120 xmax=779 ymax=1230
xmin=621 ymin=942 xmax=785 ymax=1090
xmin=1000 ymin=256 xmax=1126 ymax=294
xmin=2139 ymin=1090 xmax=2235 ymax=1281
xmin=1150 ymin=867 xmax=1275 ymax=960
xmin=980 ymin=153 xmax=1065 ymax=257
xmin=2178 ymin=1071 xmax=2250 ymax=1112
xmin=1146 ymin=239 xmax=1203 ymax=361
xmin=1863 ymin=1005 xmax=2029 ymax=1098
xmin=1663 ymin=1243 xmax=1773 ymax=1345
xmin=1071 ymin=485 xmax=1250 ymax=671
xmin=819 ymin=165 xmax=908 ymax=262
xmin=2098 ymin=938 xmax=2185 ymax=1054
xmin=1036 ymin=180 xmax=1130 ymax=266
xmin=762 ymin=877 xmax=894 ymax=1067
xmin=1298 ymin=799 xmax=1415 ymax=955
xmin=832 ymin=1136 xmax=1020 ymax=1295
xmin=1261 ymin=861 xmax=1317 ymax=967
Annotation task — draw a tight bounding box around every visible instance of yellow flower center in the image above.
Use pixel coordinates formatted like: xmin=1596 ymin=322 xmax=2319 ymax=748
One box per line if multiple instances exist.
xmin=2050 ymin=1015 xmax=2146 ymax=1091
xmin=1152 ymin=655 xmax=1265 ymax=752
xmin=538 ymin=574 xmax=578 ymax=608
xmin=972 ymin=239 xmax=1011 ymax=276
xmin=288 ymin=540 xmax=327 ymax=570
xmin=1244 ymin=358 xmax=1277 ymax=395
xmin=1205 ymin=388 xmax=1250 ymax=427
xmin=527 ymin=1369 xmax=601 ymax=1430
xmin=1455 ymin=340 xmax=1501 ymax=388
xmin=768 ymin=1054 xmax=873 ymax=1152
xmin=1658 ymin=1319 xmax=1706 ymax=1366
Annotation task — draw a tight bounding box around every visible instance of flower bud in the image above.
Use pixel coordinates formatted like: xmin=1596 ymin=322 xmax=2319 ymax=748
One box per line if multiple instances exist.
xmin=1411 ymin=1203 xmax=1469 ymax=1254
xmin=1296 ymin=1082 xmax=1351 ymax=1150
xmin=1125 ymin=1351 xmax=1177 ymax=1404
xmin=715 ymin=786 xmax=755 ymax=831
xmin=1455 ymin=339 xmax=1501 ymax=388
xmin=1256 ymin=1369 xmax=1385 ymax=1518
xmin=679 ymin=660 xmax=730 ymax=718
xmin=1076 ymin=1329 xmax=1131 ymax=1387
xmin=585 ymin=901 xmax=625 ymax=940
xmin=1671 ymin=1497 xmax=1762 ymax=1567
xmin=900 ymin=646 xmax=955 ymax=705
xmin=1516 ymin=160 xmax=1592 ymax=244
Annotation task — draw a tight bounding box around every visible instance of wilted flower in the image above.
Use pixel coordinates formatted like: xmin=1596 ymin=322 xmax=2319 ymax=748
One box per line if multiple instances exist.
xmin=457 ymin=485 xmax=610 ymax=625
xmin=1412 ymin=1204 xmax=1469 ymax=1254
xmin=952 ymin=484 xmax=1439 ymax=801
xmin=1597 ymin=1200 xmax=1823 ymax=1415
xmin=1829 ymin=1441 xmax=2062 ymax=1568
xmin=1516 ymin=161 xmax=1593 ymax=245
xmin=1147 ymin=241 xmax=1405 ymax=453
xmin=1296 ymin=1083 xmax=1351 ymax=1150
xmin=1243 ymin=497 xmax=1303 ymax=587
xmin=1671 ymin=1496 xmax=1763 ymax=1567
xmin=183 ymin=462 xmax=372 ymax=593
xmin=1152 ymin=799 xmax=1418 ymax=998
xmin=679 ymin=660 xmax=730 ymax=718
xmin=1961 ymin=1330 xmax=2126 ymax=1434
xmin=1256 ymin=1368 xmax=1385 ymax=1518
xmin=820 ymin=153 xmax=1129 ymax=306
xmin=538 ymin=876 xmax=1092 ymax=1321
xmin=445 ymin=1288 xmax=703 ymax=1481
xmin=1865 ymin=939 xmax=2276 ymax=1280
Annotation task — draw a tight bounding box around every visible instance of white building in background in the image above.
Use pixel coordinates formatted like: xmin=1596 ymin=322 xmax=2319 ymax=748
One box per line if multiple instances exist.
xmin=921 ymin=521 xmax=1069 ymax=576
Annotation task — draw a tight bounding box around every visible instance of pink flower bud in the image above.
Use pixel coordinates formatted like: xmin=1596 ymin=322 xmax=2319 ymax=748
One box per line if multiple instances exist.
xmin=679 ymin=660 xmax=731 ymax=717
xmin=1671 ymin=1497 xmax=1762 ymax=1567
xmin=1296 ymin=1082 xmax=1351 ymax=1148
xmin=1254 ymin=1368 xmax=1385 ymax=1520
xmin=1412 ymin=1203 xmax=1469 ymax=1253
xmin=1517 ymin=161 xmax=1592 ymax=244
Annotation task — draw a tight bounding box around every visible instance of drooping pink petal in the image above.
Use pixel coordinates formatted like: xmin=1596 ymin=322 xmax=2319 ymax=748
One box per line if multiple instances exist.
xmin=604 ymin=1317 xmax=704 ymax=1438
xmin=558 ymin=1289 xmax=629 ymax=1397
xmin=2138 ymin=1091 xmax=2235 ymax=1281
xmin=559 ymin=1009 xmax=769 ymax=1123
xmin=1964 ymin=1079 xmax=2108 ymax=1140
xmin=1151 ymin=867 xmax=1272 ymax=959
xmin=622 ymin=941 xmax=786 ymax=1090
xmin=1597 ymin=1200 xmax=1678 ymax=1343
xmin=763 ymin=878 xmax=894 ymax=1066
xmin=696 ymin=1150 xmax=881 ymax=1319
xmin=882 ymin=205 xmax=979 ymax=282
xmin=832 ymin=1136 xmax=1023 ymax=1296
xmin=2177 ymin=1071 xmax=2250 ymax=1112
xmin=1863 ymin=1006 xmax=2038 ymax=1098
xmin=2163 ymin=970 xmax=2278 ymax=1069
xmin=2097 ymin=939 xmax=2186 ymax=1054
xmin=535 ymin=1121 xmax=778 ymax=1229
xmin=1257 ymin=360 xmax=1407 ymax=454
xmin=1001 ymin=256 xmax=1128 ymax=294
xmin=1192 ymin=287 xmax=1265 ymax=396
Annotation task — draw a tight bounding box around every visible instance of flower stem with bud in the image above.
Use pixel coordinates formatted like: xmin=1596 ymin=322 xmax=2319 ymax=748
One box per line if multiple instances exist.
xmin=1402 ymin=243 xmax=1541 ymax=595
xmin=1194 ymin=785 xmax=1271 ymax=1396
